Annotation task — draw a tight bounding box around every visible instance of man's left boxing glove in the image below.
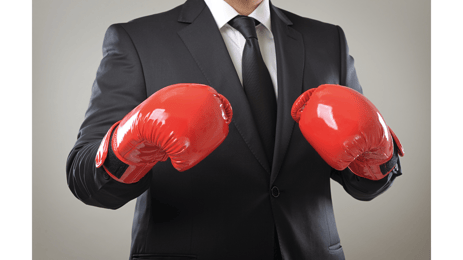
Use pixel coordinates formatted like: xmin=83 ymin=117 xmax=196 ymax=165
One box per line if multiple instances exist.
xmin=95 ymin=83 xmax=233 ymax=184
xmin=291 ymin=84 xmax=404 ymax=180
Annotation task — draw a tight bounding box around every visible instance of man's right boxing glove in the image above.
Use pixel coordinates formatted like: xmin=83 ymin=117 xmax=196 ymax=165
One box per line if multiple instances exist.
xmin=291 ymin=84 xmax=404 ymax=180
xmin=95 ymin=83 xmax=233 ymax=184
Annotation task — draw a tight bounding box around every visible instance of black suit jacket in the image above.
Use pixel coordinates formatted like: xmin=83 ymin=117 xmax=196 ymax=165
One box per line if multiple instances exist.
xmin=66 ymin=0 xmax=402 ymax=259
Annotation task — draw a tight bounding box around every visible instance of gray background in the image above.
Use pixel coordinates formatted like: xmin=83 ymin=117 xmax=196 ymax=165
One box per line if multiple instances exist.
xmin=33 ymin=0 xmax=430 ymax=259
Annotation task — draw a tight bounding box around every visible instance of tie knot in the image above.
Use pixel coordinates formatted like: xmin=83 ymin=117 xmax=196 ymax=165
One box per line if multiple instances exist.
xmin=228 ymin=15 xmax=259 ymax=39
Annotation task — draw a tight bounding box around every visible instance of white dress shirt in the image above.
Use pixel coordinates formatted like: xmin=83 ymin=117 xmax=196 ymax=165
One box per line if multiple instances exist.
xmin=204 ymin=0 xmax=278 ymax=99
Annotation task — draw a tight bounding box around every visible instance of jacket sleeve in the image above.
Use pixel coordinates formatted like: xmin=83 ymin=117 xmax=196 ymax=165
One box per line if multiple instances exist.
xmin=66 ymin=24 xmax=152 ymax=209
xmin=330 ymin=26 xmax=403 ymax=201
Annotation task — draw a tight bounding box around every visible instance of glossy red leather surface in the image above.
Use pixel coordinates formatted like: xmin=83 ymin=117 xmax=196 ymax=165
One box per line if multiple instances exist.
xmin=292 ymin=84 xmax=402 ymax=180
xmin=96 ymin=83 xmax=232 ymax=183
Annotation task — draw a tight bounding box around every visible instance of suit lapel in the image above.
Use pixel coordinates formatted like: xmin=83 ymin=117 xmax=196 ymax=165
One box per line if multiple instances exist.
xmin=177 ymin=0 xmax=271 ymax=173
xmin=269 ymin=4 xmax=305 ymax=185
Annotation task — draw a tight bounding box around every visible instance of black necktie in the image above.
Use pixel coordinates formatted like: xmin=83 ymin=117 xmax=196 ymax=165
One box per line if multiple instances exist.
xmin=229 ymin=16 xmax=281 ymax=260
xmin=228 ymin=15 xmax=277 ymax=165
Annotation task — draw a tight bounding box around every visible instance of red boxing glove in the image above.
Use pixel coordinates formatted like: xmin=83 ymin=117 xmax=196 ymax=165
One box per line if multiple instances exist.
xmin=95 ymin=83 xmax=233 ymax=183
xmin=291 ymin=84 xmax=404 ymax=180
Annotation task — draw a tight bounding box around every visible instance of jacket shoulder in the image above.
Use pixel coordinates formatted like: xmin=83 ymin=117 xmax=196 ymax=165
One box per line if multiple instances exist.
xmin=111 ymin=4 xmax=184 ymax=32
xmin=276 ymin=8 xmax=340 ymax=35
xmin=130 ymin=5 xmax=182 ymax=23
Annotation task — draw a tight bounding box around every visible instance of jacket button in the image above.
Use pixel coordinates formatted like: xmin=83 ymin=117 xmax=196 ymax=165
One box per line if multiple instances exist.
xmin=271 ymin=186 xmax=280 ymax=198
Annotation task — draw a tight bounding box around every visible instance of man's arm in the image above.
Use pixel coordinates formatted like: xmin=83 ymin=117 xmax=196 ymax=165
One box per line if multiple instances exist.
xmin=330 ymin=26 xmax=403 ymax=201
xmin=330 ymin=144 xmax=402 ymax=201
xmin=66 ymin=24 xmax=151 ymax=209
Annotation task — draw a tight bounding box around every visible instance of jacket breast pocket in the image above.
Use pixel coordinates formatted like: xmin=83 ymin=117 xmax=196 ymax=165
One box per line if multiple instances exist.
xmin=132 ymin=254 xmax=197 ymax=260
xmin=328 ymin=242 xmax=342 ymax=251
xmin=328 ymin=242 xmax=345 ymax=259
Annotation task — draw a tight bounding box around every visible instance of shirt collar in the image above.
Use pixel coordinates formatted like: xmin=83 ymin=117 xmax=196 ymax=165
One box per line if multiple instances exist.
xmin=204 ymin=0 xmax=272 ymax=32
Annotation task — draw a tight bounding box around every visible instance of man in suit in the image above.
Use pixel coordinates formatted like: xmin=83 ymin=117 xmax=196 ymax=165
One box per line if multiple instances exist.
xmin=66 ymin=0 xmax=402 ymax=259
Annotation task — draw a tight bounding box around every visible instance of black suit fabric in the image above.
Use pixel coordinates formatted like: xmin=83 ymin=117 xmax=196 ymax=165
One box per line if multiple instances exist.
xmin=66 ymin=0 xmax=401 ymax=259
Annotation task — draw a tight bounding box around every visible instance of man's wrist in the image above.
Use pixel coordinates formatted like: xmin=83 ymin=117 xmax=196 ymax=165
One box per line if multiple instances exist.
xmin=103 ymin=127 xmax=130 ymax=179
xmin=379 ymin=139 xmax=401 ymax=176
